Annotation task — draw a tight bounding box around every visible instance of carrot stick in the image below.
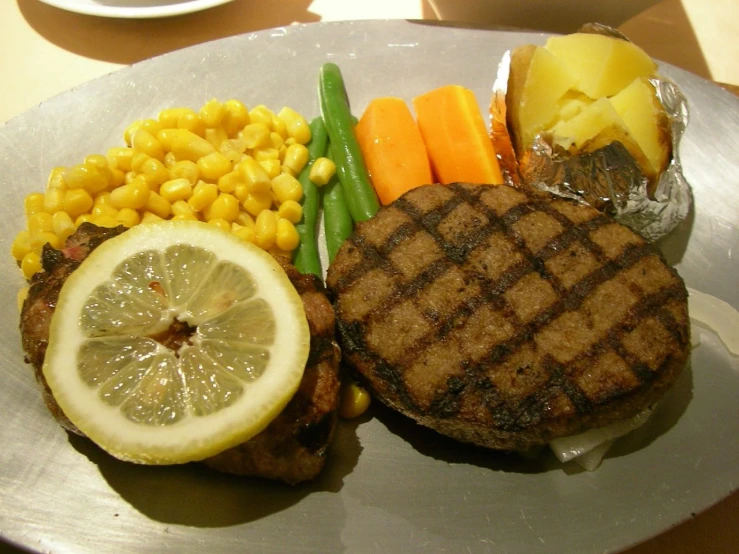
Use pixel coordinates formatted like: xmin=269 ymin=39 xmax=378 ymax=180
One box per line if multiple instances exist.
xmin=413 ymin=85 xmax=504 ymax=185
xmin=355 ymin=97 xmax=433 ymax=205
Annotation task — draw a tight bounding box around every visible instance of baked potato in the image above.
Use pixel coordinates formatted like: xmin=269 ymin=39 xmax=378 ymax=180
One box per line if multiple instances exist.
xmin=506 ymin=32 xmax=671 ymax=187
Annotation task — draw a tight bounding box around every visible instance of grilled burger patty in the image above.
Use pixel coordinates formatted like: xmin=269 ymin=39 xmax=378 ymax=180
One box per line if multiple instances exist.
xmin=327 ymin=183 xmax=690 ymax=451
xmin=20 ymin=223 xmax=340 ymax=484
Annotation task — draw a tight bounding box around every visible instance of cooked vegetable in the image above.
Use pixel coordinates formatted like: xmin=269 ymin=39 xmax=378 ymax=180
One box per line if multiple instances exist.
xmin=294 ymin=117 xmax=329 ymax=278
xmin=12 ymin=99 xmax=313 ymax=280
xmin=339 ymin=381 xmax=372 ymax=419
xmin=413 ymin=85 xmax=504 ymax=185
xmin=355 ymin=97 xmax=433 ymax=205
xmin=318 ymin=63 xmax=380 ymax=222
xmin=545 ymin=33 xmax=656 ymax=98
xmin=506 ymin=33 xmax=669 ymax=184
xmin=322 ymin=147 xmax=354 ymax=263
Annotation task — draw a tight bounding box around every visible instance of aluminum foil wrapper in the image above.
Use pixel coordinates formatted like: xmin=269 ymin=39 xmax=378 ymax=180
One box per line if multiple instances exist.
xmin=489 ymin=25 xmax=692 ymax=242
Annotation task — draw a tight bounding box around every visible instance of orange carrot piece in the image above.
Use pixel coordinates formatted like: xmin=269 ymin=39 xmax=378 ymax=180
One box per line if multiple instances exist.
xmin=355 ymin=97 xmax=433 ymax=205
xmin=413 ymin=85 xmax=504 ymax=185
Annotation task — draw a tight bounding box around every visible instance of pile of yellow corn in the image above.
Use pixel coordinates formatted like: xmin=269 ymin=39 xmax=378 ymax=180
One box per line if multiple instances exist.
xmin=11 ymin=98 xmax=314 ymax=283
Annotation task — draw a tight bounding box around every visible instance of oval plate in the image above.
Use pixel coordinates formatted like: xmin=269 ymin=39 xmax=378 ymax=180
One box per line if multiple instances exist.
xmin=0 ymin=20 xmax=737 ymax=554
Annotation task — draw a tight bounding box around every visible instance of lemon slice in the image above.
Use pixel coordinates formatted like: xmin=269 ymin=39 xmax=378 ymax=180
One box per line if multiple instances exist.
xmin=42 ymin=220 xmax=310 ymax=465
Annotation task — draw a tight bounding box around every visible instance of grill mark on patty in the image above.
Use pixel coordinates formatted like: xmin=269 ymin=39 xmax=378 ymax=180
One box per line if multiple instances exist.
xmin=330 ymin=184 xmax=688 ymax=444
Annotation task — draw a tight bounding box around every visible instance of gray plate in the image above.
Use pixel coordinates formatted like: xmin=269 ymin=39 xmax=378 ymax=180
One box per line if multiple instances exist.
xmin=0 ymin=20 xmax=737 ymax=554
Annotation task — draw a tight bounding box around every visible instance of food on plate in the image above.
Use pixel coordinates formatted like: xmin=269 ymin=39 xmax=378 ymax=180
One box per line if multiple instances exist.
xmin=505 ymin=32 xmax=670 ymax=187
xmin=414 ymin=85 xmax=504 ymax=186
xmin=294 ymin=117 xmax=330 ymax=279
xmin=326 ymin=182 xmax=690 ymax=454
xmin=355 ymin=97 xmax=433 ymax=205
xmin=11 ymin=99 xmax=313 ymax=283
xmin=319 ymin=63 xmax=380 ymax=223
xmin=20 ymin=221 xmax=341 ymax=483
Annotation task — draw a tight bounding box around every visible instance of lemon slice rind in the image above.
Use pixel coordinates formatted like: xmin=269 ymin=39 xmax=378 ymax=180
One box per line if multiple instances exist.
xmin=42 ymin=221 xmax=310 ymax=465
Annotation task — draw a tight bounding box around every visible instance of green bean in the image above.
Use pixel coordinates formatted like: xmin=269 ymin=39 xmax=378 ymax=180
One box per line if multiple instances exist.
xmin=318 ymin=63 xmax=380 ymax=223
xmin=293 ymin=117 xmax=328 ymax=278
xmin=322 ymin=145 xmax=354 ymax=263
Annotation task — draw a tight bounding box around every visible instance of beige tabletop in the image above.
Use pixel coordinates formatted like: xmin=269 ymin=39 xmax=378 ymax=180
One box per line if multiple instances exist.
xmin=1 ymin=1 xmax=737 ymax=553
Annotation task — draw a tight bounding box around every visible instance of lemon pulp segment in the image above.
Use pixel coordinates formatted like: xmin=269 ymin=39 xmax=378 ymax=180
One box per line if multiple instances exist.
xmin=42 ymin=221 xmax=310 ymax=464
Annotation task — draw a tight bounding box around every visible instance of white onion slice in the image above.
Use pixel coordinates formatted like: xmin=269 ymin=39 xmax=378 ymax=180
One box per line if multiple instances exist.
xmin=549 ymin=407 xmax=653 ymax=468
xmin=688 ymin=287 xmax=739 ymax=356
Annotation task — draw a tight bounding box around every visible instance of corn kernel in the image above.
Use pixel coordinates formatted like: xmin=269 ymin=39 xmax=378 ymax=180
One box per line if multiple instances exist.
xmin=84 ymin=154 xmax=109 ymax=170
xmin=259 ymin=159 xmax=281 ymax=179
xmin=133 ymin=129 xmax=165 ymax=161
xmin=171 ymin=213 xmax=199 ymax=222
xmin=204 ymin=193 xmax=240 ymax=222
xmin=232 ymin=224 xmax=256 ymax=243
xmin=75 ymin=214 xmax=95 ymax=226
xmin=131 ymin=152 xmax=150 ymax=173
xmin=139 ymin=118 xmax=162 ymax=136
xmin=271 ymin=173 xmax=303 ymax=203
xmin=94 ymin=215 xmax=120 ymax=228
xmin=30 ymin=230 xmax=61 ymax=251
xmin=28 ymin=212 xmax=54 ymax=235
xmin=255 ymin=210 xmax=277 ymax=250
xmin=47 ymin=167 xmax=67 ymax=190
xmin=253 ymin=147 xmax=280 ymax=162
xmin=141 ymin=212 xmax=165 ymax=224
xmin=235 ymin=211 xmax=255 ymax=228
xmin=160 ymin=178 xmax=193 ymax=203
xmin=177 ymin=111 xmax=206 ymax=136
xmin=309 ymin=157 xmax=336 ymax=186
xmin=21 ymin=251 xmax=42 ymax=280
xmin=200 ymin=98 xmax=226 ymax=127
xmin=171 ymin=130 xmax=215 ymax=162
xmin=241 ymin=123 xmax=271 ymax=149
xmin=109 ymin=177 xmax=150 ymax=210
xmin=144 ymin=191 xmax=172 ymax=219
xmin=163 ymin=151 xmax=178 ymax=169
xmin=205 ymin=126 xmax=228 ymax=149
xmin=124 ymin=171 xmax=138 ymax=185
xmin=220 ymin=137 xmax=247 ymax=155
xmin=339 ymin=382 xmax=372 ymax=419
xmin=277 ymin=199 xmax=303 ymax=224
xmin=11 ymin=230 xmax=32 ymax=261
xmin=24 ymin=193 xmax=46 ymax=217
xmin=222 ymin=99 xmax=250 ymax=136
xmin=249 ymin=105 xmax=274 ymax=128
xmin=280 ymin=164 xmax=296 ymax=178
xmin=269 ymin=132 xmax=285 ymax=150
xmin=217 ymin=170 xmax=241 ymax=193
xmin=234 ymin=183 xmax=249 ymax=202
xmin=117 ymin=208 xmax=140 ymax=228
xmin=208 ymin=218 xmax=231 ymax=233
xmin=17 ymin=286 xmax=29 ymax=313
xmin=92 ymin=204 xmax=119 ymax=220
xmin=238 ymin=158 xmax=271 ymax=195
xmin=65 ymin=163 xmax=109 ymax=194
xmin=140 ymin=157 xmax=170 ymax=189
xmin=242 ymin=192 xmax=272 ymax=217
xmin=169 ymin=160 xmax=200 ymax=184
xmin=107 ymin=147 xmax=135 ymax=172
xmin=158 ymin=107 xmax=192 ymax=128
xmin=156 ymin=128 xmax=178 ymax=152
xmin=94 ymin=192 xmax=112 ymax=206
xmin=52 ymin=211 xmax=76 ymax=243
xmin=283 ymin=143 xmax=309 ymax=175
xmin=275 ymin=218 xmax=299 ymax=251
xmin=197 ymin=151 xmax=232 ymax=181
xmin=171 ymin=199 xmax=195 ymax=217
xmin=124 ymin=120 xmax=143 ymax=147
xmin=188 ymin=181 xmax=219 ymax=212
xmin=277 ymin=107 xmax=311 ymax=144
xmin=109 ymin=168 xmax=125 ymax=189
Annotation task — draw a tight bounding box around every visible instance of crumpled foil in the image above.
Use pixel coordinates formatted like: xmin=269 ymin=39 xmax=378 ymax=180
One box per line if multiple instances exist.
xmin=489 ymin=24 xmax=692 ymax=241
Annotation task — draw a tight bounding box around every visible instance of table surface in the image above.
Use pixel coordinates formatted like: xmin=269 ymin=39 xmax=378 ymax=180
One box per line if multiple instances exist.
xmin=1 ymin=1 xmax=737 ymax=553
